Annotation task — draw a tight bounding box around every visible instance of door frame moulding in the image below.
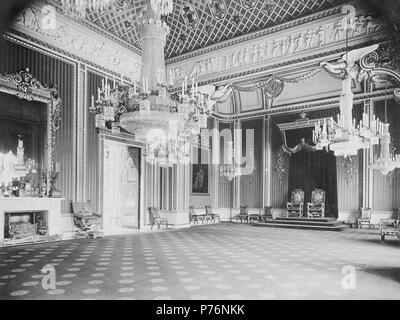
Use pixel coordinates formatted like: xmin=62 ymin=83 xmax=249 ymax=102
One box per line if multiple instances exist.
xmin=4 ymin=32 xmax=132 ymax=83
xmin=98 ymin=130 xmax=145 ymax=230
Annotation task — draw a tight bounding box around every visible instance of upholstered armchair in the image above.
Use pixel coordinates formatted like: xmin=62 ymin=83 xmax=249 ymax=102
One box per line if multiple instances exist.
xmin=287 ymin=189 xmax=304 ymax=218
xmin=261 ymin=206 xmax=274 ymax=222
xmin=379 ymin=208 xmax=400 ymax=229
xmin=358 ymin=207 xmax=372 ymax=229
xmin=234 ymin=205 xmax=249 ymax=223
xmin=248 ymin=208 xmax=262 ymax=224
xmin=189 ymin=206 xmax=205 ymax=226
xmin=205 ymin=205 xmax=220 ymax=223
xmin=149 ymin=207 xmax=168 ymax=230
xmin=72 ymin=201 xmax=104 ymax=239
xmin=248 ymin=206 xmax=274 ymax=223
xmin=381 ymin=219 xmax=400 ymax=242
xmin=306 ymin=189 xmax=326 ymax=218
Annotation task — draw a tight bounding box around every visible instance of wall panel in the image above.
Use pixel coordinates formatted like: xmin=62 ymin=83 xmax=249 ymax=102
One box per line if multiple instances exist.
xmin=372 ymin=98 xmax=400 ymax=211
xmin=240 ymin=118 xmax=263 ymax=208
xmin=336 ymin=155 xmax=360 ymax=213
xmin=218 ymin=122 xmax=233 ymax=208
xmin=86 ymin=71 xmax=102 ymax=212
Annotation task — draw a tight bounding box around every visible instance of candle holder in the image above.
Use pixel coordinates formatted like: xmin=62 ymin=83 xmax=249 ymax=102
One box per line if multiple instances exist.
xmin=49 ymin=171 xmax=61 ymax=198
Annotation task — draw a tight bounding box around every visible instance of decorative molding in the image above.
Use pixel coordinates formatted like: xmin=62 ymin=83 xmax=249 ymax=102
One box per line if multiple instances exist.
xmin=343 ymin=156 xmax=357 ymax=185
xmin=76 ymin=64 xmax=85 ymax=202
xmin=97 ymin=128 xmax=145 ymax=148
xmin=166 ymin=5 xmax=345 ymax=64
xmin=43 ymin=0 xmax=141 ymax=55
xmin=361 ymin=44 xmax=400 ymax=87
xmin=211 ymin=89 xmax=396 ymax=122
xmin=274 ymin=148 xmax=287 ymax=184
xmin=168 ymin=40 xmax=389 ymax=94
xmin=12 ymin=4 xmax=141 ymax=79
xmin=3 ymin=32 xmax=131 ymax=83
xmin=167 ymin=9 xmax=385 ymax=85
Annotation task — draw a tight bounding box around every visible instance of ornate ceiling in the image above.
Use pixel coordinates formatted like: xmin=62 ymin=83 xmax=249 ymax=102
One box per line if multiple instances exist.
xmin=52 ymin=0 xmax=348 ymax=59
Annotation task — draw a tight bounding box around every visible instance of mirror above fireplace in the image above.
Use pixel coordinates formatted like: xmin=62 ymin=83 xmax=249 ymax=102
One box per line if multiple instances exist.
xmin=0 ymin=69 xmax=61 ymax=198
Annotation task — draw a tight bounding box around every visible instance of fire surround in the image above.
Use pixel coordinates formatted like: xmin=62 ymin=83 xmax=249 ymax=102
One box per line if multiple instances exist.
xmin=0 ymin=198 xmax=63 ymax=246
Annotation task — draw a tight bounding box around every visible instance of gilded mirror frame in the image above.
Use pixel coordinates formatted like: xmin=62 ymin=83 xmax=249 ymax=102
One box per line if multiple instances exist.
xmin=0 ymin=68 xmax=61 ymax=196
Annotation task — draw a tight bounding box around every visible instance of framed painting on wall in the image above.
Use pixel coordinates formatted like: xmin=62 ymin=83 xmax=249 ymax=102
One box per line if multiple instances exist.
xmin=191 ymin=164 xmax=209 ymax=195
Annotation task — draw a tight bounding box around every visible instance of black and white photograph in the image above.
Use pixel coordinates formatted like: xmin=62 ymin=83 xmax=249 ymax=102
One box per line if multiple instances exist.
xmin=0 ymin=0 xmax=400 ymax=309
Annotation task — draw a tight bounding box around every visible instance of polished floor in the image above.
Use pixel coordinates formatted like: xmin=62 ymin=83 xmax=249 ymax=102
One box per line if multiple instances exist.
xmin=0 ymin=223 xmax=400 ymax=300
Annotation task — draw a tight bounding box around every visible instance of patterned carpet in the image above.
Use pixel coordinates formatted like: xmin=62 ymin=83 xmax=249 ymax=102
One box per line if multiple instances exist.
xmin=1 ymin=223 xmax=400 ymax=300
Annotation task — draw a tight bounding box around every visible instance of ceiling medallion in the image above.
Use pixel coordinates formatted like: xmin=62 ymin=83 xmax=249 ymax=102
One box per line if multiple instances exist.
xmin=232 ymin=13 xmax=242 ymax=26
xmin=263 ymin=0 xmax=276 ymax=14
xmin=179 ymin=32 xmax=188 ymax=43
xmin=240 ymin=0 xmax=257 ymax=9
xmin=207 ymin=0 xmax=228 ymax=20
xmin=113 ymin=0 xmax=129 ymax=12
xmin=181 ymin=5 xmax=199 ymax=29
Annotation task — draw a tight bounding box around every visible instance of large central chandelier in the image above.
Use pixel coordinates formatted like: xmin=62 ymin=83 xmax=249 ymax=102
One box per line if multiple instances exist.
xmin=90 ymin=0 xmax=216 ymax=166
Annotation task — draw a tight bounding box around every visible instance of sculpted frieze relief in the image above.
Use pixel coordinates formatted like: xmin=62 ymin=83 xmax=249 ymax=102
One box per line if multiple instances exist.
xmin=167 ymin=14 xmax=383 ymax=85
xmin=14 ymin=7 xmax=141 ymax=78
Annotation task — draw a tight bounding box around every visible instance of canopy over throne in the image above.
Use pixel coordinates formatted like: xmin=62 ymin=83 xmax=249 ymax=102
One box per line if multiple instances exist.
xmin=287 ymin=189 xmax=304 ymax=217
xmin=307 ymin=189 xmax=326 ymax=218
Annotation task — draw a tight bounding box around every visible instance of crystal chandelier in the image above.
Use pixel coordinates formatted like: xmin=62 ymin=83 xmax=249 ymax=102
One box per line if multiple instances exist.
xmin=314 ymin=5 xmax=384 ymax=157
xmin=312 ymin=95 xmax=384 ymax=157
xmin=370 ymin=123 xmax=400 ymax=175
xmin=61 ymin=0 xmax=114 ymax=19
xmin=219 ymin=141 xmax=255 ymax=181
xmin=325 ymin=71 xmax=382 ymax=156
xmin=315 ymin=42 xmax=384 ymax=156
xmin=91 ymin=0 xmax=216 ymax=166
xmin=370 ymin=83 xmax=400 ymax=176
xmin=220 ymin=141 xmax=241 ymax=181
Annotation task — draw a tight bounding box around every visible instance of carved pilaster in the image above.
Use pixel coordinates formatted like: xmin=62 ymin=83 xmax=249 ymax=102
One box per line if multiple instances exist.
xmin=263 ymin=115 xmax=272 ymax=207
xmin=76 ymin=63 xmax=86 ymax=201
xmin=362 ymin=80 xmax=374 ymax=210
xmin=212 ymin=118 xmax=220 ymax=208
xmin=234 ymin=120 xmax=241 ymax=208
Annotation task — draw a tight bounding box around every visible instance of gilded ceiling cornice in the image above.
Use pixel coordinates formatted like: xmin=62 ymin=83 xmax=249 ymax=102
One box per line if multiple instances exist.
xmin=169 ymin=39 xmax=389 ymax=92
xmin=41 ymin=0 xmax=142 ymax=55
xmin=211 ymin=89 xmax=395 ymax=122
xmin=3 ymin=32 xmax=130 ymax=81
xmin=166 ymin=4 xmax=345 ymax=65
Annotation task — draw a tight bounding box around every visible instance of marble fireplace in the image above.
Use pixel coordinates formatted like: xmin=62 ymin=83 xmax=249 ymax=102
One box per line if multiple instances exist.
xmin=0 ymin=198 xmax=63 ymax=246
